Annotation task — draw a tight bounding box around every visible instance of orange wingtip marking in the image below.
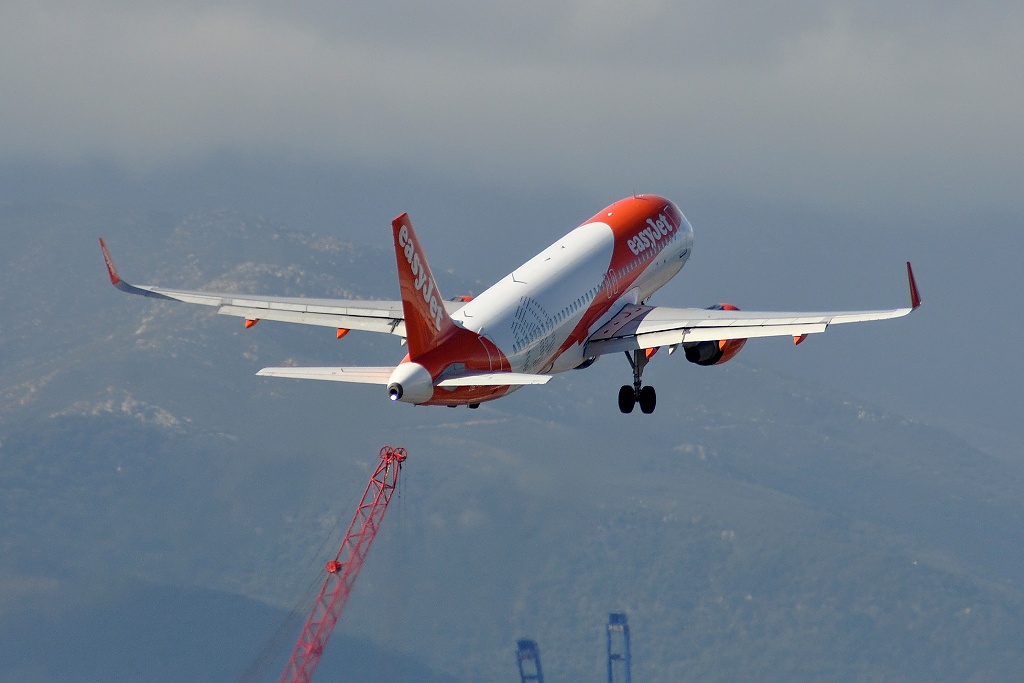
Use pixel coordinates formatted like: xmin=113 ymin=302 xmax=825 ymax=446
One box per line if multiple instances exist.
xmin=245 ymin=319 xmax=259 ymax=329
xmin=98 ymin=238 xmax=120 ymax=285
xmin=793 ymin=334 xmax=808 ymax=345
xmin=645 ymin=347 xmax=659 ymax=360
xmin=336 ymin=328 xmax=350 ymax=339
xmin=906 ymin=262 xmax=921 ymax=309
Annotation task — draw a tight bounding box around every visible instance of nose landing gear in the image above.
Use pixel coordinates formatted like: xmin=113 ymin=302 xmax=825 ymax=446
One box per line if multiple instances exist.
xmin=618 ymin=349 xmax=657 ymax=414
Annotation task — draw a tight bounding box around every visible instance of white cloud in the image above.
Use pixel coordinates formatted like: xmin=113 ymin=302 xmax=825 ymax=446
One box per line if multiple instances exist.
xmin=2 ymin=2 xmax=1022 ymax=213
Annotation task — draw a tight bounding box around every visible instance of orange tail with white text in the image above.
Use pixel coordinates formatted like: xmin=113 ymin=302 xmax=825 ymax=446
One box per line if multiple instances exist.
xmin=391 ymin=213 xmax=458 ymax=358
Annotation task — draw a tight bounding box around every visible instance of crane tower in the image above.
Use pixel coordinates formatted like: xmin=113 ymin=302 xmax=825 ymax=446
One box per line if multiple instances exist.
xmin=278 ymin=446 xmax=407 ymax=683
xmin=607 ymin=613 xmax=631 ymax=683
xmin=516 ymin=639 xmax=545 ymax=683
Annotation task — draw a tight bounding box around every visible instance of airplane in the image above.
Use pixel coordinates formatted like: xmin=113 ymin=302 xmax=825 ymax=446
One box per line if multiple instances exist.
xmin=100 ymin=194 xmax=920 ymax=414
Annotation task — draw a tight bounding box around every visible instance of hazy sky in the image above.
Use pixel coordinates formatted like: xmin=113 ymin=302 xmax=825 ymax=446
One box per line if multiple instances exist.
xmin=3 ymin=2 xmax=1023 ymax=451
xmin=4 ymin=2 xmax=1022 ymax=213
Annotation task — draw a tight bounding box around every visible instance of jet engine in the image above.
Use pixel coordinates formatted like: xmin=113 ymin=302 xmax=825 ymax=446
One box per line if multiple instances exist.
xmin=682 ymin=303 xmax=747 ymax=366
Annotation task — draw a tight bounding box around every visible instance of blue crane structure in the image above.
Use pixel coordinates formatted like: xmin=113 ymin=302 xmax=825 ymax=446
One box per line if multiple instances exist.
xmin=516 ymin=639 xmax=545 ymax=683
xmin=607 ymin=613 xmax=631 ymax=683
xmin=515 ymin=612 xmax=631 ymax=683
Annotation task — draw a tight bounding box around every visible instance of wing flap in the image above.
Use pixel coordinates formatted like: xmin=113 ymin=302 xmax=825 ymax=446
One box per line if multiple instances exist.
xmin=587 ymin=263 xmax=920 ymax=356
xmin=100 ymin=238 xmax=410 ymax=336
xmin=588 ymin=322 xmax=832 ymax=356
xmin=586 ymin=303 xmax=914 ymax=356
xmin=218 ymin=304 xmax=405 ymax=335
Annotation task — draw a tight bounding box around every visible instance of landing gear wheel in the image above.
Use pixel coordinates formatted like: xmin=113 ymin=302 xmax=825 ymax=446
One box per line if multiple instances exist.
xmin=618 ymin=385 xmax=636 ymax=413
xmin=638 ymin=385 xmax=657 ymax=414
xmin=621 ymin=348 xmax=659 ymax=414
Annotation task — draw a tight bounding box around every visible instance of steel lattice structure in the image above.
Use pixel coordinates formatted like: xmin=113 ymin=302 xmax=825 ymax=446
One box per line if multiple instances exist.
xmin=278 ymin=446 xmax=407 ymax=683
xmin=607 ymin=612 xmax=631 ymax=683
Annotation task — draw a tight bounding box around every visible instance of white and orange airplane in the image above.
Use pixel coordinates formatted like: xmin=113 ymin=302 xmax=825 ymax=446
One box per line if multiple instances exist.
xmin=101 ymin=195 xmax=920 ymax=414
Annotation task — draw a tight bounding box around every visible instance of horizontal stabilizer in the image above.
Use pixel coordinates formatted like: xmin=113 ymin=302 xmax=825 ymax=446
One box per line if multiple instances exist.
xmin=256 ymin=367 xmax=551 ymax=388
xmin=436 ymin=372 xmax=552 ymax=387
xmin=256 ymin=366 xmax=395 ymax=384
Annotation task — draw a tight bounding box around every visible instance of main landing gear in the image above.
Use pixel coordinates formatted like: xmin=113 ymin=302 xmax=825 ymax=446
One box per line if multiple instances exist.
xmin=618 ymin=349 xmax=657 ymax=414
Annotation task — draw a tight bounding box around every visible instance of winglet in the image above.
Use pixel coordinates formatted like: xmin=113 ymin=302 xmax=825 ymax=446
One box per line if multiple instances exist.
xmin=98 ymin=239 xmax=173 ymax=300
xmin=392 ymin=213 xmax=457 ymax=357
xmin=906 ymin=262 xmax=921 ymax=310
xmin=99 ymin=238 xmax=121 ymax=286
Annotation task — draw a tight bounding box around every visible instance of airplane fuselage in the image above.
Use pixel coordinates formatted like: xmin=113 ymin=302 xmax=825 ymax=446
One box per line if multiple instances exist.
xmin=403 ymin=195 xmax=692 ymax=406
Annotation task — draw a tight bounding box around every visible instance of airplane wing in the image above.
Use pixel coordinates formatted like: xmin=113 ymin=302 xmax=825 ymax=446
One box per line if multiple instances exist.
xmin=585 ymin=263 xmax=921 ymax=356
xmin=100 ymin=238 xmax=466 ymax=337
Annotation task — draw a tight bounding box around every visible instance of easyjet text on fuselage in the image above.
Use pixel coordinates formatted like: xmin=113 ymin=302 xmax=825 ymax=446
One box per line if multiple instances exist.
xmin=627 ymin=213 xmax=676 ymax=256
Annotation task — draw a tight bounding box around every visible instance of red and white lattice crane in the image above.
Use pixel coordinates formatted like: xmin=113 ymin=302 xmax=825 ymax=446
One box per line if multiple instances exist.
xmin=278 ymin=445 xmax=407 ymax=683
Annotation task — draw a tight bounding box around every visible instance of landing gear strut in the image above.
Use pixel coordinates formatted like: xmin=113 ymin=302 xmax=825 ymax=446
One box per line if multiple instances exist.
xmin=619 ymin=349 xmax=657 ymax=414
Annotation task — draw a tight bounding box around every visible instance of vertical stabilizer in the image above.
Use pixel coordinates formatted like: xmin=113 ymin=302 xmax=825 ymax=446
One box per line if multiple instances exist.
xmin=392 ymin=213 xmax=456 ymax=357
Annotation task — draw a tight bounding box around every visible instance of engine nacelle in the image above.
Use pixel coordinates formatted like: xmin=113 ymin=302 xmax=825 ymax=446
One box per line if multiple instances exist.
xmin=683 ymin=303 xmax=747 ymax=366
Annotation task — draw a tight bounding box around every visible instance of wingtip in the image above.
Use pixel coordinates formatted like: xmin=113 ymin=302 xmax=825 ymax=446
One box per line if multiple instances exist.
xmin=99 ymin=237 xmax=121 ymax=286
xmin=906 ymin=262 xmax=921 ymax=309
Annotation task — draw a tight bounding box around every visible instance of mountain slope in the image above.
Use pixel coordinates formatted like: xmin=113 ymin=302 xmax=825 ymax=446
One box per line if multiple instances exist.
xmin=1 ymin=203 xmax=1021 ymax=682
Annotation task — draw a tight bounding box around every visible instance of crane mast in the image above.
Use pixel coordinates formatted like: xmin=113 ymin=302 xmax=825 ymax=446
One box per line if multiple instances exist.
xmin=607 ymin=612 xmax=632 ymax=683
xmin=278 ymin=446 xmax=407 ymax=683
xmin=516 ymin=639 xmax=545 ymax=683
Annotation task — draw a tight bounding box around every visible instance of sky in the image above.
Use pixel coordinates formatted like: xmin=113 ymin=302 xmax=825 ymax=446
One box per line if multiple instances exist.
xmin=2 ymin=1 xmax=1023 ymax=452
xmin=4 ymin=2 xmax=1021 ymax=211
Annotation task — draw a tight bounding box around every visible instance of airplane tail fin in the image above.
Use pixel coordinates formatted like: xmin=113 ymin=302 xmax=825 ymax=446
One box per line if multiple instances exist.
xmin=391 ymin=213 xmax=457 ymax=357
